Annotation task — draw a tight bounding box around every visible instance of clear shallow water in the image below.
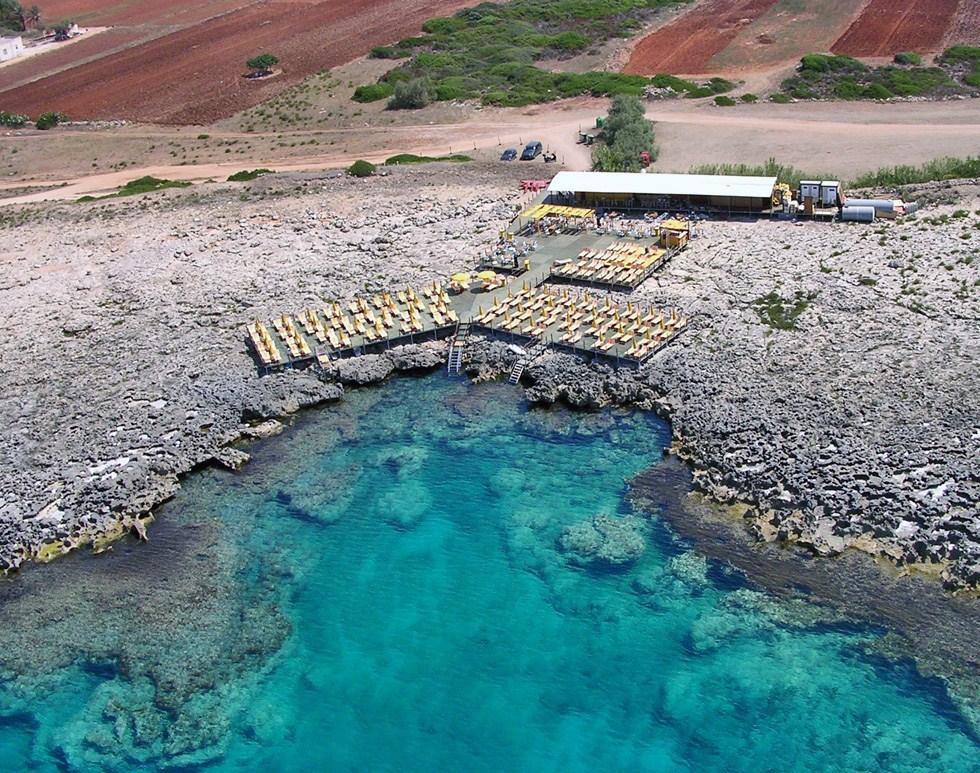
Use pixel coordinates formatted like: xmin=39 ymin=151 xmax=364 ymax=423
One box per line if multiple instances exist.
xmin=0 ymin=377 xmax=977 ymax=771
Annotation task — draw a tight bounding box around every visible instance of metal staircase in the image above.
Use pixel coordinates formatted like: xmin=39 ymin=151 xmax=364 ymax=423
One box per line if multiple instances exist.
xmin=508 ymin=341 xmax=547 ymax=385
xmin=447 ymin=322 xmax=470 ymax=376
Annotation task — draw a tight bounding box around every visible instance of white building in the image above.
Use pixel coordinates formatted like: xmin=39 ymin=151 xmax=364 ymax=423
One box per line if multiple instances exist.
xmin=0 ymin=35 xmax=25 ymax=63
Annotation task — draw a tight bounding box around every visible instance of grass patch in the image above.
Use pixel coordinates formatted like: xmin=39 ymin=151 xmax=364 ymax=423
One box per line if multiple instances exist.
xmin=384 ymin=153 xmax=472 ymax=165
xmin=227 ymin=168 xmax=274 ymax=182
xmin=752 ymin=290 xmax=816 ymax=331
xmin=352 ymin=0 xmax=715 ymax=108
xmin=77 ymin=176 xmax=191 ymax=202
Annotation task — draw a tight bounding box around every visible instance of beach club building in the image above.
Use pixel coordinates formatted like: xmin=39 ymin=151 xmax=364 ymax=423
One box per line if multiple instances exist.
xmin=545 ymin=171 xmax=778 ymax=215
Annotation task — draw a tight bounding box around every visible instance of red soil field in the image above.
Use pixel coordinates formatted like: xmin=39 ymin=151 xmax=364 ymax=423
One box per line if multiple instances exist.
xmin=0 ymin=0 xmax=471 ymax=124
xmin=831 ymin=0 xmax=960 ymax=56
xmin=0 ymin=28 xmax=147 ymax=91
xmin=36 ymin=0 xmax=259 ymax=27
xmin=624 ymin=0 xmax=780 ymax=74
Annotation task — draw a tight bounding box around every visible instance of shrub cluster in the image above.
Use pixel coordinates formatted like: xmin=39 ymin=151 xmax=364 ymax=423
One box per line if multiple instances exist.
xmin=939 ymin=45 xmax=980 ymax=88
xmin=353 ymin=0 xmax=696 ymax=108
xmin=591 ymin=94 xmax=656 ymax=173
xmin=849 ymin=156 xmax=980 ymax=188
xmin=689 ymin=155 xmax=980 ymax=191
xmin=689 ymin=157 xmax=833 ymax=191
xmin=772 ymin=48 xmax=978 ymax=102
xmin=384 ymin=153 xmax=471 ymax=165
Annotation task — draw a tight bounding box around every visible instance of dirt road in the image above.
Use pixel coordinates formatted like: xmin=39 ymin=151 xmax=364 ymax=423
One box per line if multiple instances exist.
xmin=2 ymin=98 xmax=977 ymax=205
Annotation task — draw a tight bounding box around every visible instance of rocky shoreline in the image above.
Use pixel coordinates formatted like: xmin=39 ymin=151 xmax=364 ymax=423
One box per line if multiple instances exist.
xmin=0 ymin=165 xmax=977 ymax=592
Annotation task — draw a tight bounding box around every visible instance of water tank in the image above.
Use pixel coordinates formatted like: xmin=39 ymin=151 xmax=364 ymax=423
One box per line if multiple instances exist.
xmin=844 ymin=198 xmax=896 ymax=213
xmin=841 ymin=206 xmax=875 ymax=223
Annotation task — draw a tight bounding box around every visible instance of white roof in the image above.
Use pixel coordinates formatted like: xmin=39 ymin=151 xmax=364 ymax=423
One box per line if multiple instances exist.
xmin=548 ymin=171 xmax=777 ymax=199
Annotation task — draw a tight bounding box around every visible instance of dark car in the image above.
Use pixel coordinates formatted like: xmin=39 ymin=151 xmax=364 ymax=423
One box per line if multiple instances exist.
xmin=520 ymin=141 xmax=543 ymax=160
xmin=500 ymin=148 xmax=518 ymax=161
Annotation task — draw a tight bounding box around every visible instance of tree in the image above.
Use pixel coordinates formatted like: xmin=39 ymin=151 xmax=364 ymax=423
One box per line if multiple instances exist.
xmin=53 ymin=19 xmax=73 ymax=41
xmin=0 ymin=0 xmax=27 ymax=31
xmin=26 ymin=3 xmax=39 ymax=27
xmin=387 ymin=77 xmax=434 ymax=110
xmin=592 ymin=94 xmax=656 ymax=172
xmin=246 ymin=53 xmax=279 ymax=77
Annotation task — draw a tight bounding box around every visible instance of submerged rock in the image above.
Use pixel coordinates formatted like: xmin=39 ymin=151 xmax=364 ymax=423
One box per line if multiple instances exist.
xmin=558 ymin=515 xmax=647 ymax=568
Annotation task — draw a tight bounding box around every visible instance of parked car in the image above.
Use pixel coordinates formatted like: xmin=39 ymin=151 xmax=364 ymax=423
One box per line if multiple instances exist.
xmin=500 ymin=148 xmax=518 ymax=161
xmin=520 ymin=141 xmax=543 ymax=160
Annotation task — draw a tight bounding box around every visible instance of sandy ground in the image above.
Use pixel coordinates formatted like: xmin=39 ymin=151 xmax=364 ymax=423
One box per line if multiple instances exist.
xmin=1 ymin=97 xmax=978 ymax=205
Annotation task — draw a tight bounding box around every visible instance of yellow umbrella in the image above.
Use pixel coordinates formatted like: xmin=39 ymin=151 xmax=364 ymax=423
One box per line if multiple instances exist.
xmin=451 ymin=272 xmax=471 ymax=284
xmin=477 ymin=270 xmax=496 ymax=281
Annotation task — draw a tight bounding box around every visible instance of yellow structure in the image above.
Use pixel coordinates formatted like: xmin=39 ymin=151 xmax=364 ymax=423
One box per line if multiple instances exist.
xmin=658 ymin=219 xmax=690 ymax=250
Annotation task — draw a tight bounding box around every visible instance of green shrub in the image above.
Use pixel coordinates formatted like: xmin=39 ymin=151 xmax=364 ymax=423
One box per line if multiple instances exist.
xmin=939 ymin=45 xmax=980 ymax=65
xmin=352 ymin=82 xmax=394 ymax=102
xmin=833 ymin=79 xmax=863 ymax=99
xmin=893 ymin=51 xmax=922 ymax=66
xmin=388 ymin=77 xmax=435 ymax=109
xmin=800 ymin=53 xmax=866 ymax=73
xmin=707 ymin=77 xmax=734 ymax=93
xmin=227 ymin=168 xmax=273 ymax=182
xmin=550 ymin=30 xmax=589 ymax=52
xmin=347 ymin=160 xmax=376 ymax=177
xmin=685 ymin=86 xmax=714 ymax=99
xmin=862 ymin=83 xmax=893 ymax=99
xmin=770 ymin=92 xmax=791 ymax=104
xmin=0 ymin=111 xmax=28 ymax=128
xmin=35 ymin=112 xmax=67 ymax=130
xmin=713 ymin=95 xmax=736 ymax=106
xmin=740 ymin=93 xmax=758 ymax=103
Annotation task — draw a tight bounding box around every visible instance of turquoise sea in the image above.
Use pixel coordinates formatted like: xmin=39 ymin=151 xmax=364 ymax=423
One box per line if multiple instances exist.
xmin=0 ymin=377 xmax=977 ymax=771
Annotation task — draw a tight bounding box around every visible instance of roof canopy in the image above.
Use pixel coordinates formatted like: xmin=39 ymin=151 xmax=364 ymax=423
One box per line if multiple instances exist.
xmin=548 ymin=171 xmax=777 ymax=199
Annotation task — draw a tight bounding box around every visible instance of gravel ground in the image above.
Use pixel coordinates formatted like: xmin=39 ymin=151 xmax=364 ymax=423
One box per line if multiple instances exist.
xmin=0 ymin=164 xmax=978 ymax=591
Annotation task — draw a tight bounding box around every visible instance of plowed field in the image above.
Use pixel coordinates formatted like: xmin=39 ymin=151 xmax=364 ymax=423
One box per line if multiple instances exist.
xmin=624 ymin=0 xmax=780 ymax=74
xmin=0 ymin=28 xmax=148 ymax=90
xmin=0 ymin=0 xmax=470 ymax=124
xmin=831 ymin=0 xmax=960 ymax=56
xmin=34 ymin=0 xmax=260 ymax=27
